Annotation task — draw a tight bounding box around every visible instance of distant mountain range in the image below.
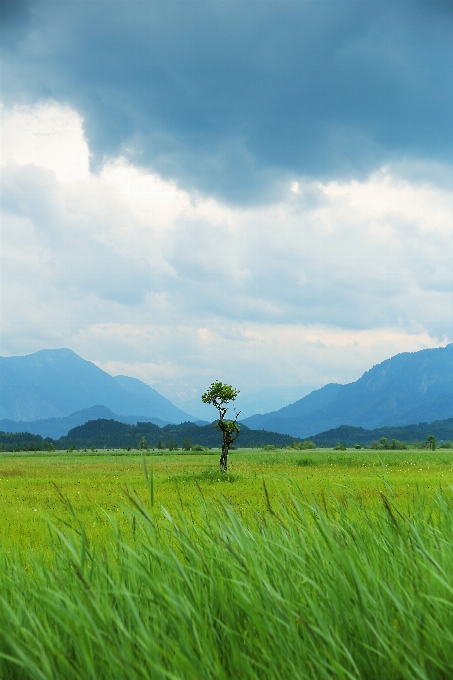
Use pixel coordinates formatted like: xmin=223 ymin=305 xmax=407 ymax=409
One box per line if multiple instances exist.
xmin=0 ymin=349 xmax=196 ymax=424
xmin=242 ymin=344 xmax=453 ymax=438
xmin=0 ymin=406 xmax=171 ymax=439
xmin=2 ymin=345 xmax=453 ymax=441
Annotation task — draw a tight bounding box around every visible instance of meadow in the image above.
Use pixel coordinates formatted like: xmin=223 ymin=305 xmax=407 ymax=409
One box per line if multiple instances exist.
xmin=1 ymin=448 xmax=453 ymax=678
xmin=1 ymin=448 xmax=453 ymax=551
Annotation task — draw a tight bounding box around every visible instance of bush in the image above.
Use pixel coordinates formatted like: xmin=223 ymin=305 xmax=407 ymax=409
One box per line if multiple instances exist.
xmin=296 ymin=457 xmax=316 ymax=466
xmin=292 ymin=441 xmax=316 ymax=450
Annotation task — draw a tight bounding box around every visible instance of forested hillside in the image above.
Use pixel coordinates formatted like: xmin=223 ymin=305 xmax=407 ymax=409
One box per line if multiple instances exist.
xmin=0 ymin=419 xmax=295 ymax=451
xmin=308 ymin=419 xmax=453 ymax=448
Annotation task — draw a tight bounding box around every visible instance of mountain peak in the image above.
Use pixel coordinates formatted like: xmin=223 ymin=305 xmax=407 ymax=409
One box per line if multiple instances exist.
xmin=242 ymin=344 xmax=453 ymax=438
xmin=0 ymin=349 xmax=196 ymax=423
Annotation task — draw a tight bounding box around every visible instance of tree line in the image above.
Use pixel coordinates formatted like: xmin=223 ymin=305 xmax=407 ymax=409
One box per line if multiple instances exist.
xmin=0 ymin=417 xmax=295 ymax=452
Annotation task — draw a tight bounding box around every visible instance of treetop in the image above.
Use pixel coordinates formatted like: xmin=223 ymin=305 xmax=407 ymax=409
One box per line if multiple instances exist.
xmin=201 ymin=381 xmax=240 ymax=406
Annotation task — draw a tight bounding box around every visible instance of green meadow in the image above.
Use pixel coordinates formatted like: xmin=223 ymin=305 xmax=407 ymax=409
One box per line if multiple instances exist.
xmin=2 ymin=448 xmax=453 ymax=552
xmin=2 ymin=448 xmax=453 ymax=679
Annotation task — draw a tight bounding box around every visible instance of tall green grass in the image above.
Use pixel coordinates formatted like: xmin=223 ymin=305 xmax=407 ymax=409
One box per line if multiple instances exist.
xmin=1 ymin=483 xmax=453 ymax=679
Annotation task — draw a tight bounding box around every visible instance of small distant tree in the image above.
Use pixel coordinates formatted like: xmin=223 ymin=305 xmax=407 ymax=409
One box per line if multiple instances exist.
xmin=47 ymin=443 xmax=55 ymax=452
xmin=183 ymin=435 xmax=191 ymax=451
xmin=202 ymin=381 xmax=240 ymax=472
xmin=139 ymin=436 xmax=148 ymax=450
xmin=427 ymin=434 xmax=437 ymax=451
xmin=157 ymin=440 xmax=164 ymax=450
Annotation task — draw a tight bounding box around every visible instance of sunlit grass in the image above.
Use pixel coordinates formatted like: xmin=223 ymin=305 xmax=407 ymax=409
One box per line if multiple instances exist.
xmin=1 ymin=463 xmax=453 ymax=678
xmin=1 ymin=448 xmax=453 ymax=554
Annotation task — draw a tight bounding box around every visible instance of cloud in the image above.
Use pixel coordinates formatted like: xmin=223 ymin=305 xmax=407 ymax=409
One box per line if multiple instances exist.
xmin=0 ymin=102 xmax=90 ymax=182
xmin=1 ymin=2 xmax=452 ymax=201
xmin=1 ymin=101 xmax=452 ymax=402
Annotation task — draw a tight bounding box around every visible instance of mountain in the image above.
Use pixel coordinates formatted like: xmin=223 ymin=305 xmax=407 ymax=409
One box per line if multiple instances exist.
xmin=0 ymin=349 xmax=196 ymax=423
xmin=0 ymin=406 xmax=171 ymax=439
xmin=241 ymin=344 xmax=453 ymax=438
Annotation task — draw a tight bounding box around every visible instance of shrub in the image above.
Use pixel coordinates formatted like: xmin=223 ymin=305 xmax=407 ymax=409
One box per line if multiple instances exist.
xmin=292 ymin=441 xmax=316 ymax=450
xmin=296 ymin=457 xmax=316 ymax=466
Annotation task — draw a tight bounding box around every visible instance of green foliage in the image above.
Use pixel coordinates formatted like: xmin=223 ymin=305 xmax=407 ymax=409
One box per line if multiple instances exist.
xmin=157 ymin=440 xmax=164 ymax=450
xmin=296 ymin=457 xmax=316 ymax=466
xmin=427 ymin=434 xmax=437 ymax=451
xmin=47 ymin=443 xmax=55 ymax=452
xmin=292 ymin=440 xmax=316 ymax=450
xmin=202 ymin=381 xmax=241 ymax=472
xmin=368 ymin=438 xmax=407 ymax=450
xmin=167 ymin=440 xmax=178 ymax=451
xmin=355 ymin=443 xmax=361 ymax=449
xmin=310 ymin=419 xmax=453 ymax=448
xmin=201 ymin=380 xmax=240 ymax=408
xmin=2 ymin=486 xmax=453 ymax=678
xmin=215 ymin=419 xmax=240 ymax=439
xmin=183 ymin=435 xmax=191 ymax=451
xmin=139 ymin=436 xmax=148 ymax=450
xmin=0 ymin=418 xmax=296 ymax=451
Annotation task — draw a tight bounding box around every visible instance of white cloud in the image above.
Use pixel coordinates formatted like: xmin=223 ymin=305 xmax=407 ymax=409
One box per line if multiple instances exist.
xmin=1 ymin=101 xmax=452 ymax=403
xmin=0 ymin=102 xmax=90 ymax=182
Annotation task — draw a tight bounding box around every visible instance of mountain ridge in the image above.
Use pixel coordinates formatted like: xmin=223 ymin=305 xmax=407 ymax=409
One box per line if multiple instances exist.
xmin=242 ymin=344 xmax=453 ymax=438
xmin=0 ymin=406 xmax=171 ymax=439
xmin=0 ymin=349 xmax=196 ymax=424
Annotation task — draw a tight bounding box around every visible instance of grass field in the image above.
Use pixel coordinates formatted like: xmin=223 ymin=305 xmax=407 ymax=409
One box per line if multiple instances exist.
xmin=0 ymin=449 xmax=453 ymax=550
xmin=1 ymin=447 xmax=453 ymax=552
xmin=2 ymin=448 xmax=453 ymax=679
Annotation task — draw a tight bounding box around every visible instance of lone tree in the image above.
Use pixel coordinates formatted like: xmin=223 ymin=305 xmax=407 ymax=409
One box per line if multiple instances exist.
xmin=202 ymin=381 xmax=240 ymax=472
xmin=427 ymin=434 xmax=437 ymax=451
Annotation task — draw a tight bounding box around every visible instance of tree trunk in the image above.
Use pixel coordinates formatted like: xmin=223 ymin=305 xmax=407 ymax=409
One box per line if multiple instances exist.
xmin=220 ymin=443 xmax=228 ymax=473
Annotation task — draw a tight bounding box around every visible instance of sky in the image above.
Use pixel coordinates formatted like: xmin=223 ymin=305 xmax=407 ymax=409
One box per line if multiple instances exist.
xmin=1 ymin=0 xmax=452 ymax=419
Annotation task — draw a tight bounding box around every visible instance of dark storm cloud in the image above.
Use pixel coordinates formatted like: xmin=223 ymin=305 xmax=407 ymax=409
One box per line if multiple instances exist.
xmin=1 ymin=1 xmax=452 ymax=202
